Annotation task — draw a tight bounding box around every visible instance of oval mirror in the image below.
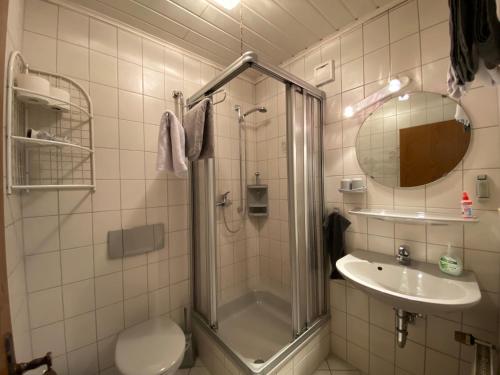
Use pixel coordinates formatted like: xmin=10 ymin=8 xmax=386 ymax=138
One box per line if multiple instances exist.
xmin=355 ymin=92 xmax=471 ymax=188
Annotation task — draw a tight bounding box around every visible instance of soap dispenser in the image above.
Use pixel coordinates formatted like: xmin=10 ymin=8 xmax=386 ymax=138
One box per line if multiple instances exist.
xmin=439 ymin=243 xmax=463 ymax=276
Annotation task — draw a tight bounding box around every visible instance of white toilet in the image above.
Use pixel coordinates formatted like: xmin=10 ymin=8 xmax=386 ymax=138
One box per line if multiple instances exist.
xmin=115 ymin=316 xmax=186 ymax=375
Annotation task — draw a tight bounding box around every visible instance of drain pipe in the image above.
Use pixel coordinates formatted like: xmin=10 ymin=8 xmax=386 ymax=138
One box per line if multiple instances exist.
xmin=395 ymin=309 xmax=419 ymax=348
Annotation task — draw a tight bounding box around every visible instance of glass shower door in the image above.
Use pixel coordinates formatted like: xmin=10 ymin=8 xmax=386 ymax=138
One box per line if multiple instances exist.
xmin=287 ymin=83 xmax=326 ymax=338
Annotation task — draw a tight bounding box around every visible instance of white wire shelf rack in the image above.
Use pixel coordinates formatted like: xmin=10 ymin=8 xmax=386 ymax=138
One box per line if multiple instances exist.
xmin=6 ymin=51 xmax=96 ymax=193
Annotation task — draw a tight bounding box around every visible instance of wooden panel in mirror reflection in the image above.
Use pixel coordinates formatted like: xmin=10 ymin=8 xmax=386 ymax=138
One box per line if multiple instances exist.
xmin=399 ymin=120 xmax=471 ymax=187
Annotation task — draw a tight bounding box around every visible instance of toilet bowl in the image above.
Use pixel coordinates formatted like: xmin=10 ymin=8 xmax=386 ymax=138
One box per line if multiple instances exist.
xmin=115 ymin=316 xmax=186 ymax=375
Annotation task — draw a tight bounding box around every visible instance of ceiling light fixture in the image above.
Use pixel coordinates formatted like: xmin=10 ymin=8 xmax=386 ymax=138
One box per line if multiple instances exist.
xmin=343 ymin=76 xmax=410 ymax=118
xmin=213 ymin=0 xmax=240 ymax=10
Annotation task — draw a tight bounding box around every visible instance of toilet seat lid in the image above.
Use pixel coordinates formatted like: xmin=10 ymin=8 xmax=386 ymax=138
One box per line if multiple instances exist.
xmin=115 ymin=316 xmax=185 ymax=375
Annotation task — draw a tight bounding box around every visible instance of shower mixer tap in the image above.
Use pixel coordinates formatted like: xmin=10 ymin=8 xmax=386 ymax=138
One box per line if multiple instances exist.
xmin=216 ymin=191 xmax=232 ymax=207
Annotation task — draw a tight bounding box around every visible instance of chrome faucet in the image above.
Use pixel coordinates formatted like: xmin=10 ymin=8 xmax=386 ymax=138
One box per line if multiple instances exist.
xmin=396 ymin=245 xmax=410 ymax=265
xmin=215 ymin=191 xmax=231 ymax=207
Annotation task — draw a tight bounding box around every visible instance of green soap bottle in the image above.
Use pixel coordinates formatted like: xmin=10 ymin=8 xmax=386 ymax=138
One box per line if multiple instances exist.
xmin=439 ymin=243 xmax=463 ymax=276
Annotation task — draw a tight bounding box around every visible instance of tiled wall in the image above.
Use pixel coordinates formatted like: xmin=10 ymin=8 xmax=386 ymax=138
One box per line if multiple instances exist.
xmin=11 ymin=0 xmax=256 ymax=373
xmin=275 ymin=0 xmax=500 ymax=373
xmin=3 ymin=0 xmax=32 ymax=364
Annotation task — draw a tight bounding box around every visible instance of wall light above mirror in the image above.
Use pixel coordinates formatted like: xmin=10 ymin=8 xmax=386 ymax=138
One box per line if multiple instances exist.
xmin=355 ymin=92 xmax=471 ymax=188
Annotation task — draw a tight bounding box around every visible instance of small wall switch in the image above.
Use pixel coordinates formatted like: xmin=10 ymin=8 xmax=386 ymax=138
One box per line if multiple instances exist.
xmin=314 ymin=60 xmax=335 ymax=86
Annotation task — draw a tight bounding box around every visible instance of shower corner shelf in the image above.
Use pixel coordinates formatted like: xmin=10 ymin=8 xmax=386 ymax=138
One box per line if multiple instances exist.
xmin=348 ymin=208 xmax=479 ymax=225
xmin=247 ymin=184 xmax=268 ymax=217
xmin=6 ymin=51 xmax=96 ymax=194
xmin=338 ymin=187 xmax=367 ymax=193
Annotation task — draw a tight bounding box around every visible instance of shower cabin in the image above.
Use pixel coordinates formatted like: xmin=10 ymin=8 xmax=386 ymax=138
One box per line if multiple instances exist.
xmin=184 ymin=52 xmax=328 ymax=374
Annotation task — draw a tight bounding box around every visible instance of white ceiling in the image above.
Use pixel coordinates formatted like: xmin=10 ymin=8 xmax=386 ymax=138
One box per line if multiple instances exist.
xmin=68 ymin=0 xmax=395 ymax=67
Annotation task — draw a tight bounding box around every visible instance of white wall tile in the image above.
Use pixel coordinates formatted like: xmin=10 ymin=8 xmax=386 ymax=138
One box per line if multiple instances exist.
xmin=124 ymin=294 xmax=149 ymax=327
xmin=60 ymin=213 xmax=93 ymax=250
xmin=464 ymin=127 xmax=500 ymax=169
xmin=61 ymin=246 xmax=94 ymax=284
xmin=119 ymin=120 xmax=144 ymax=151
xmin=31 ymin=321 xmax=66 ymax=357
xmin=118 ymin=60 xmax=143 ymax=93
xmin=65 ymin=312 xmax=96 ymax=351
xmin=96 ymin=302 xmax=124 ymax=340
xmin=90 ymin=51 xmax=118 ymax=87
xmin=58 ymin=8 xmax=89 ymax=47
xmin=390 ymin=33 xmax=421 ymax=74
xmin=90 ymin=84 xmax=118 ymax=118
xmin=67 ymin=344 xmax=99 ymax=375
xmin=420 ymin=21 xmax=449 ymax=64
xmin=26 ymin=252 xmax=61 ymax=292
xmin=143 ymin=68 xmax=164 ymax=99
xmin=63 ymin=279 xmax=95 ymax=318
xmin=340 ymin=28 xmax=363 ymax=64
xmin=95 ymin=272 xmax=123 ymax=308
xmin=28 ymin=287 xmax=63 ymax=328
xmin=341 ymin=58 xmax=364 ymax=91
xmin=117 ymin=30 xmax=142 ymax=65
xmin=92 ymin=180 xmax=121 ymax=212
xmin=57 ymin=41 xmax=89 ymax=80
xmin=363 ymin=14 xmax=389 ymax=54
xmin=59 ymin=191 xmax=92 ymax=215
xmin=123 ymin=265 xmax=148 ymax=299
xmin=118 ymin=90 xmax=143 ymax=122
xmin=24 ymin=0 xmax=58 ymax=37
xmin=90 ymin=19 xmax=117 ymax=56
xmin=418 ymin=0 xmax=449 ymax=29
xmin=22 ymin=191 xmax=58 ymax=217
xmin=462 ymin=86 xmax=499 ymax=129
xmin=164 ymin=48 xmax=183 ymax=79
xmin=23 ymin=31 xmax=57 ymax=71
xmin=389 ymin=1 xmax=419 ymax=42
xmin=364 ymin=46 xmax=390 ymax=84
xmin=92 ymin=211 xmax=122 ymax=244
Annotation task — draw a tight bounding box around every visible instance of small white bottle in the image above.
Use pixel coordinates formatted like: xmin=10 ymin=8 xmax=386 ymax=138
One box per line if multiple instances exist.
xmin=439 ymin=243 xmax=463 ymax=276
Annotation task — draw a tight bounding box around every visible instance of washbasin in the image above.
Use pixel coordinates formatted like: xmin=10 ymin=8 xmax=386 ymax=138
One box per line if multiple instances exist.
xmin=336 ymin=251 xmax=481 ymax=314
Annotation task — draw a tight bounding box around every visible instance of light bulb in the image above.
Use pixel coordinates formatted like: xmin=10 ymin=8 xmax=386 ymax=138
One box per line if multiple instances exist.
xmin=213 ymin=0 xmax=240 ymax=9
xmin=343 ymin=106 xmax=354 ymax=118
xmin=398 ymin=94 xmax=409 ymax=101
xmin=388 ymin=79 xmax=401 ymax=93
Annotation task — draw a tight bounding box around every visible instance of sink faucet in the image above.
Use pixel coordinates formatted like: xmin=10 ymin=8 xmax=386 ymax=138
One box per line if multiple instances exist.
xmin=396 ymin=245 xmax=410 ymax=265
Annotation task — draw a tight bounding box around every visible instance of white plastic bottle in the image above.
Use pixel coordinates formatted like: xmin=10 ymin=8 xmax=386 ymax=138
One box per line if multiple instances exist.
xmin=439 ymin=243 xmax=463 ymax=276
xmin=461 ymin=191 xmax=473 ymax=218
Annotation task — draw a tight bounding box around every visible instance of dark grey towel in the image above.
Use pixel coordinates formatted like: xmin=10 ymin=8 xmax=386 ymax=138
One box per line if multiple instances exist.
xmin=323 ymin=211 xmax=351 ymax=279
xmin=183 ymin=98 xmax=214 ymax=160
xmin=449 ymin=0 xmax=500 ymax=85
xmin=476 ymin=0 xmax=500 ymax=69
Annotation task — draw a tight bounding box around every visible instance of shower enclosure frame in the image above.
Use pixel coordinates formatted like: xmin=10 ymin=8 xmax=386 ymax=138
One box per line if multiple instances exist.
xmin=187 ymin=51 xmax=328 ymax=374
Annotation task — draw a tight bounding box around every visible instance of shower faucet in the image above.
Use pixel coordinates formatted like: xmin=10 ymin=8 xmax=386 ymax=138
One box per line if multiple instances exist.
xmin=216 ymin=191 xmax=231 ymax=207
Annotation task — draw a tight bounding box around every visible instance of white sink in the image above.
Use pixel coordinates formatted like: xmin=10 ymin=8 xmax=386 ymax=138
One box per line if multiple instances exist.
xmin=336 ymin=251 xmax=481 ymax=314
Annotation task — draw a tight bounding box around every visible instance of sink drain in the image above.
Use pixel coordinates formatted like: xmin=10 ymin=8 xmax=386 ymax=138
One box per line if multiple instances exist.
xmin=254 ymin=359 xmax=265 ymax=364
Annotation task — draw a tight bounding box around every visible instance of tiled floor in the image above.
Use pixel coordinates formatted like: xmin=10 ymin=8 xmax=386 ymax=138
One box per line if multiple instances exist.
xmin=176 ymin=354 xmax=359 ymax=375
xmin=312 ymin=355 xmax=361 ymax=375
xmin=176 ymin=358 xmax=210 ymax=375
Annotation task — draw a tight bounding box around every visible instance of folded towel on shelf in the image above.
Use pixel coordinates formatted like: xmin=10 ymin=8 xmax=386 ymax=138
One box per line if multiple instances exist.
xmin=156 ymin=111 xmax=188 ymax=177
xmin=323 ymin=211 xmax=351 ymax=279
xmin=183 ymin=98 xmax=214 ymax=160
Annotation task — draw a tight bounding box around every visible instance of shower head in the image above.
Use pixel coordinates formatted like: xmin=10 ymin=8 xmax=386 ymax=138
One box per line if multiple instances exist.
xmin=242 ymin=106 xmax=267 ymax=118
